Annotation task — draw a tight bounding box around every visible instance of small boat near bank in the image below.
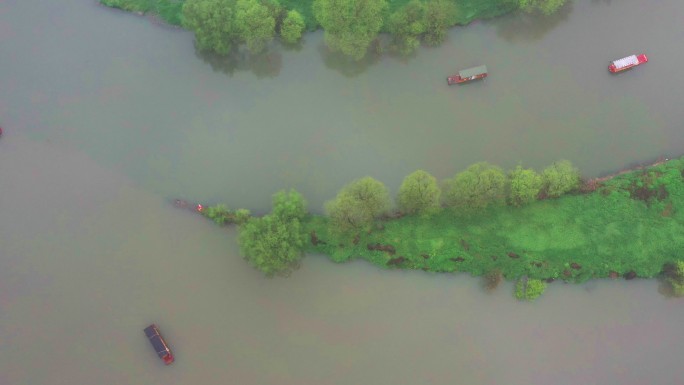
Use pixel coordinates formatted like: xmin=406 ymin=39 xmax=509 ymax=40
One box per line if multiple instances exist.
xmin=144 ymin=324 xmax=174 ymax=365
xmin=609 ymin=54 xmax=648 ymax=73
xmin=447 ymin=65 xmax=488 ymax=85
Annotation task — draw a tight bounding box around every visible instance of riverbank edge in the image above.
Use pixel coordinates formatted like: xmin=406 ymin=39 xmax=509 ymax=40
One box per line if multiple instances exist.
xmin=300 ymin=155 xmax=684 ymax=290
xmin=97 ymin=0 xmax=518 ymax=38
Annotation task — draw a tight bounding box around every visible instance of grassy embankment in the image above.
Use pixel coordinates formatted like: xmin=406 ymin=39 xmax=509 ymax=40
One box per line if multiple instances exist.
xmin=303 ymin=158 xmax=684 ymax=284
xmin=99 ymin=0 xmax=517 ymax=31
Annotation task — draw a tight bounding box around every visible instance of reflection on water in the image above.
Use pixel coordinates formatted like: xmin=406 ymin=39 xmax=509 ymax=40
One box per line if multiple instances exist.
xmin=489 ymin=4 xmax=573 ymax=42
xmin=195 ymin=46 xmax=283 ymax=78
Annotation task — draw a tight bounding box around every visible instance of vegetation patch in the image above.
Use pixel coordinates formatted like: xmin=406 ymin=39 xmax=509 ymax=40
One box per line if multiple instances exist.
xmin=300 ymin=157 xmax=684 ymax=299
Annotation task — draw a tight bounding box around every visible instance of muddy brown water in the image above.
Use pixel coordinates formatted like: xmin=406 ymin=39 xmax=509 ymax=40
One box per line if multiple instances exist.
xmin=1 ymin=0 xmax=684 ymax=384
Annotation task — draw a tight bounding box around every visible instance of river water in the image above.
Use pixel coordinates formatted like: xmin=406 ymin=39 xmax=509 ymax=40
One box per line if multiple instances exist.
xmin=1 ymin=0 xmax=684 ymax=384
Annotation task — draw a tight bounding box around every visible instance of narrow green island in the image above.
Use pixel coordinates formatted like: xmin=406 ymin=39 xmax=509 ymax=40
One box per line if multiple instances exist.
xmin=196 ymin=156 xmax=684 ymax=301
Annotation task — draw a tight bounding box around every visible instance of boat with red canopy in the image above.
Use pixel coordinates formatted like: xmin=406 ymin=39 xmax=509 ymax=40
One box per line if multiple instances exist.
xmin=144 ymin=324 xmax=174 ymax=365
xmin=447 ymin=65 xmax=488 ymax=85
xmin=609 ymin=54 xmax=648 ymax=73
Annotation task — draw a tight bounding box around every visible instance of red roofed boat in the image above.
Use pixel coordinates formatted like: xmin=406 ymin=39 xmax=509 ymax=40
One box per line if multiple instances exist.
xmin=447 ymin=65 xmax=488 ymax=85
xmin=144 ymin=324 xmax=174 ymax=365
xmin=609 ymin=54 xmax=648 ymax=73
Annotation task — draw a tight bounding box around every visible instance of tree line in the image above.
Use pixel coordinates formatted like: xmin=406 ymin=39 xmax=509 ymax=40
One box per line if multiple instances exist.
xmin=103 ymin=0 xmax=568 ymax=58
xmin=224 ymin=159 xmax=581 ymax=276
xmin=325 ymin=160 xmax=580 ymax=233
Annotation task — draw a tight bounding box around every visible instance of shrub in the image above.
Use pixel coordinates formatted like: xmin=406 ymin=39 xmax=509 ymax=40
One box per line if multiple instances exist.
xmin=515 ymin=278 xmax=546 ymax=301
xmin=397 ymin=170 xmax=441 ymax=215
xmin=280 ymin=10 xmax=305 ymax=43
xmin=541 ymin=160 xmax=581 ymax=198
xmin=443 ymin=162 xmax=506 ymax=210
xmin=233 ymin=208 xmax=252 ymax=225
xmin=387 ymin=1 xmax=425 ymax=55
xmin=272 ymin=189 xmax=308 ymax=222
xmin=202 ymin=204 xmax=234 ymax=225
xmin=238 ymin=214 xmax=306 ymax=276
xmin=422 ymin=0 xmax=456 ymax=46
xmin=325 ymin=177 xmax=391 ymax=232
xmin=665 ymin=260 xmax=684 ymax=297
xmin=508 ymin=165 xmax=543 ymax=206
xmin=182 ymin=0 xmax=237 ymax=55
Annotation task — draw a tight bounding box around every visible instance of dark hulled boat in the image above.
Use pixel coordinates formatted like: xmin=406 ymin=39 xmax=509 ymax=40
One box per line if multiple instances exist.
xmin=144 ymin=324 xmax=174 ymax=365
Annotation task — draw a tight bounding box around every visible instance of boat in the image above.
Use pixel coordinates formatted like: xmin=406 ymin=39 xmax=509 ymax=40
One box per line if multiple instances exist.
xmin=144 ymin=324 xmax=174 ymax=365
xmin=609 ymin=54 xmax=648 ymax=73
xmin=447 ymin=65 xmax=488 ymax=85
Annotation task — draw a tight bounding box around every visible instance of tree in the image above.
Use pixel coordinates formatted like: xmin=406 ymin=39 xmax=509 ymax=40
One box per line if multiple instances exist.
xmin=444 ymin=162 xmax=506 ymax=209
xmin=325 ymin=177 xmax=391 ymax=232
xmin=665 ymin=260 xmax=684 ymax=297
xmin=280 ymin=10 xmax=305 ymax=44
xmin=234 ymin=0 xmax=276 ymax=53
xmin=518 ymin=0 xmax=567 ymax=15
xmin=272 ymin=189 xmax=307 ymax=222
xmin=387 ymin=1 xmax=425 ymax=55
xmin=238 ymin=214 xmax=306 ymax=276
xmin=541 ymin=160 xmax=581 ymax=198
xmin=182 ymin=0 xmax=237 ymax=55
xmin=508 ymin=165 xmax=543 ymax=206
xmin=422 ymin=0 xmax=456 ymax=46
xmin=313 ymin=0 xmax=388 ymax=60
xmin=397 ymin=170 xmax=441 ymax=215
xmin=515 ymin=278 xmax=546 ymax=301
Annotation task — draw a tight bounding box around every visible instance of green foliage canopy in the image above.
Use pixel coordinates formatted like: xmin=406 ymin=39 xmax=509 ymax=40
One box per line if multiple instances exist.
xmin=444 ymin=162 xmax=507 ymax=210
xmin=387 ymin=0 xmax=425 ymax=55
xmin=313 ymin=0 xmax=389 ymax=60
xmin=666 ymin=260 xmax=684 ymax=297
xmin=272 ymin=189 xmax=308 ymax=221
xmin=325 ymin=177 xmax=391 ymax=232
xmin=238 ymin=214 xmax=306 ymax=276
xmin=508 ymin=165 xmax=543 ymax=206
xmin=397 ymin=170 xmax=441 ymax=215
xmin=280 ymin=10 xmax=306 ymax=43
xmin=515 ymin=278 xmax=547 ymax=301
xmin=542 ymin=160 xmax=581 ymax=198
xmin=422 ymin=0 xmax=456 ymax=46
xmin=182 ymin=0 xmax=236 ymax=55
xmin=234 ymin=0 xmax=276 ymax=53
xmin=519 ymin=0 xmax=567 ymax=15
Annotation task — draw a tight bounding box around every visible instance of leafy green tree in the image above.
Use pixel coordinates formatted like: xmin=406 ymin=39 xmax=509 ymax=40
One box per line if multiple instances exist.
xmin=234 ymin=0 xmax=276 ymax=53
xmin=444 ymin=162 xmax=506 ymax=209
xmin=238 ymin=214 xmax=306 ymax=276
xmin=508 ymin=165 xmax=543 ymax=206
xmin=519 ymin=0 xmax=567 ymax=15
xmin=387 ymin=0 xmax=425 ymax=55
xmin=422 ymin=0 xmax=456 ymax=46
xmin=272 ymin=189 xmax=307 ymax=221
xmin=541 ymin=160 xmax=581 ymax=198
xmin=280 ymin=10 xmax=305 ymax=44
xmin=182 ymin=0 xmax=237 ymax=55
xmin=325 ymin=177 xmax=391 ymax=231
xmin=515 ymin=278 xmax=546 ymax=301
xmin=397 ymin=170 xmax=441 ymax=215
xmin=666 ymin=260 xmax=684 ymax=297
xmin=313 ymin=0 xmax=388 ymax=60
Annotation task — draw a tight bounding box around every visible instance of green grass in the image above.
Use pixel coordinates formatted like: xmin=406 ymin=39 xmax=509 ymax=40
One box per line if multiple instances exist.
xmin=304 ymin=158 xmax=684 ymax=283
